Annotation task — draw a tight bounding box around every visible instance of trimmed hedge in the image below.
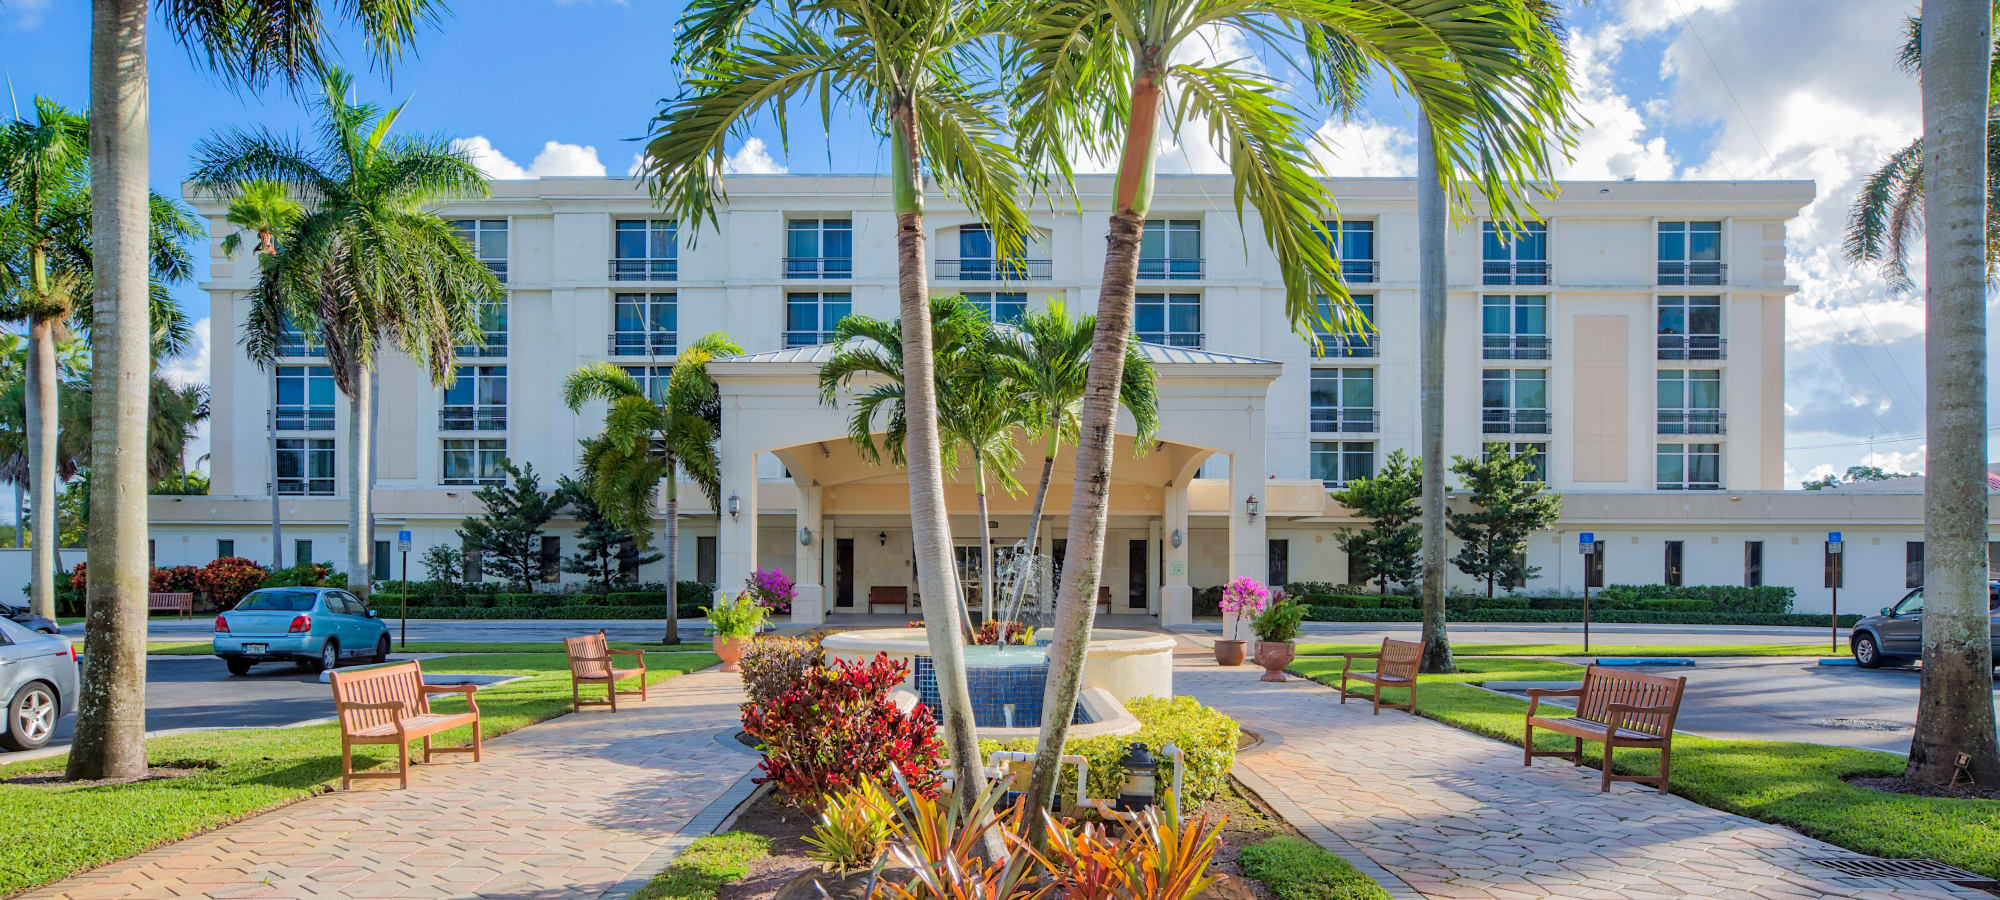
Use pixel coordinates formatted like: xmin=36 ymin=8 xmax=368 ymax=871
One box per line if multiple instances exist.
xmin=394 ymin=604 xmax=706 ymax=620
xmin=1303 ymin=605 xmax=1860 ymax=627
xmin=986 ymin=694 xmax=1239 ymax=807
xmin=1286 ymin=583 xmax=1796 ymax=616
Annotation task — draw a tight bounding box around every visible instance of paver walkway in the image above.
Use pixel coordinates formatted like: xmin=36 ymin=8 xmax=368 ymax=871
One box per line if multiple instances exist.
xmin=19 ymin=668 xmax=755 ymax=900
xmin=1175 ymin=645 xmax=1990 ymax=900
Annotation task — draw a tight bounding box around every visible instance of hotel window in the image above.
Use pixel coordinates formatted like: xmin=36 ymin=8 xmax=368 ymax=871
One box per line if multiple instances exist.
xmin=786 ymin=218 xmax=853 ymax=278
xmin=786 ymin=291 xmax=852 ymax=347
xmin=1585 ymin=543 xmax=1605 ymax=588
xmin=458 ymin=298 xmax=508 ymax=358
xmin=462 ymin=536 xmax=481 ymax=582
xmin=964 ymin=291 xmax=1027 ymax=325
xmin=1482 ymin=295 xmax=1549 ymax=360
xmin=1309 ymin=368 xmax=1377 ymax=433
xmin=611 ymin=219 xmax=678 ymax=280
xmin=1310 ymin=440 xmax=1375 ymax=487
xmin=449 ymin=219 xmax=508 ymax=282
xmin=1138 ymin=219 xmax=1203 ymax=279
xmin=373 ymin=541 xmax=390 ymax=582
xmin=442 ymin=438 xmax=507 ymax=485
xmin=611 ymin=292 xmax=677 ymax=356
xmin=540 ymin=536 xmax=561 ymax=584
xmin=1309 ymin=295 xmax=1375 ymax=358
xmin=1906 ymin=541 xmax=1924 ymax=589
xmin=1744 ymin=541 xmax=1764 ymax=586
xmin=1485 ymin=441 xmax=1549 ymax=483
xmin=274 ymin=314 xmax=324 ymax=358
xmin=275 ymin=438 xmax=335 ymax=495
xmin=619 ymin=366 xmax=673 ymax=405
xmin=1658 ymin=221 xmax=1723 ymax=285
xmin=297 ymin=540 xmax=314 ymax=565
xmin=1656 ymin=442 xmax=1721 ymax=491
xmin=1657 ymin=369 xmax=1723 ymax=434
xmin=1663 ymin=540 xmax=1684 ymax=587
xmin=1135 ymin=292 xmax=1202 ymax=347
xmin=441 ymin=365 xmax=507 ymax=431
xmin=274 ymin=365 xmax=336 ymax=431
xmin=697 ymin=535 xmax=717 ymax=583
xmin=1481 ymin=369 xmax=1549 ymax=434
xmin=1324 ymin=220 xmax=1377 ymax=282
xmin=617 ymin=538 xmax=641 ymax=582
xmin=1481 ymin=221 xmax=1547 ymax=285
xmin=217 ymin=539 xmax=234 ymax=559
xmin=1658 ymin=295 xmax=1724 ymax=359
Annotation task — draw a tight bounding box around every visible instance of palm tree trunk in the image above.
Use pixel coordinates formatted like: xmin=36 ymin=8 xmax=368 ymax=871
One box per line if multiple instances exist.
xmin=1908 ymin=0 xmax=2000 ymax=786
xmin=346 ymin=363 xmax=374 ymax=600
xmin=975 ymin=454 xmax=996 ymax=624
xmin=662 ymin=467 xmax=682 ymax=645
xmin=1416 ymin=116 xmax=1456 ymax=675
xmin=67 ymin=0 xmax=150 ymax=781
xmin=25 ymin=317 xmax=58 ymax=619
xmin=269 ymin=369 xmax=282 ymax=567
xmin=1004 ymin=426 xmax=1060 ymax=623
xmin=1025 ymin=71 xmax=1161 ymax=845
xmin=890 ymin=100 xmax=985 ymax=811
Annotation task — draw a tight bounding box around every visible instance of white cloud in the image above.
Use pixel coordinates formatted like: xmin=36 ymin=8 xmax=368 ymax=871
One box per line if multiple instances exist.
xmin=2 ymin=0 xmax=50 ymax=29
xmin=722 ymin=137 xmax=787 ymax=175
xmin=158 ymin=318 xmax=212 ymax=477
xmin=1311 ymin=119 xmax=1416 ymax=177
xmin=1555 ymin=24 xmax=1678 ymax=181
xmin=452 ymin=136 xmax=609 ymax=179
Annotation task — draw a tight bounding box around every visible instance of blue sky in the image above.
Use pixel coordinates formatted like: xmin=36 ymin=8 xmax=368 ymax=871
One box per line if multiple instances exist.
xmin=1 ymin=0 xmax=1992 ymax=486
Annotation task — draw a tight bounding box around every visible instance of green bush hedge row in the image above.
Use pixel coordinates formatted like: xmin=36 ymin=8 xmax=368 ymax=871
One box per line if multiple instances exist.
xmin=1302 ymin=605 xmax=1859 ymax=628
xmin=986 ymin=695 xmax=1238 ymax=807
xmin=373 ymin=581 xmax=715 ymax=606
xmin=395 ymin=604 xmax=707 ymax=620
xmin=1293 ymin=583 xmax=1795 ymax=615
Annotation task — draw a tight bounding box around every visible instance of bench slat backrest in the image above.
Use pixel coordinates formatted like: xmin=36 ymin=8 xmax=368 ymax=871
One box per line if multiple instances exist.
xmin=1378 ymin=638 xmax=1423 ymax=681
xmin=564 ymin=631 xmax=612 ymax=679
xmin=330 ymin=661 xmax=429 ymax=733
xmin=1576 ymin=666 xmax=1685 ymax=738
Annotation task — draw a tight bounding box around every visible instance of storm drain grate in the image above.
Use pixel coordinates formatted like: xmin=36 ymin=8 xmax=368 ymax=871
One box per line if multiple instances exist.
xmin=1808 ymin=857 xmax=1997 ymax=886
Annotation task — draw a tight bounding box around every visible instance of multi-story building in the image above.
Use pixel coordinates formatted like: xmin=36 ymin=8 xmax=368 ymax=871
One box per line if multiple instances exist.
xmin=146 ymin=175 xmax=1999 ymax=619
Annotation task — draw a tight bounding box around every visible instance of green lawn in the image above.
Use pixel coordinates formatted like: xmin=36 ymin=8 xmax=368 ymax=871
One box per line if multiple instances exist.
xmin=631 ymin=832 xmax=772 ymax=900
xmin=0 ymin=650 xmax=720 ymax=897
xmin=1239 ymin=835 xmax=1394 ymax=900
xmin=1296 ymin=642 xmax=1833 ymax=659
xmin=1288 ymin=656 xmax=2000 ymax=879
xmin=128 ymin=639 xmax=696 ymax=656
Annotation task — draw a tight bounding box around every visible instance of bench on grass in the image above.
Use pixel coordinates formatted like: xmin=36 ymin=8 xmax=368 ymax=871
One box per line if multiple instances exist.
xmin=329 ymin=660 xmax=481 ymax=790
xmin=868 ymin=585 xmax=910 ymax=615
xmin=563 ymin=629 xmax=647 ymax=712
xmin=1335 ymin=638 xmax=1423 ymax=714
xmin=1524 ymin=665 xmax=1686 ymax=792
xmin=147 ymin=592 xmax=193 ymax=619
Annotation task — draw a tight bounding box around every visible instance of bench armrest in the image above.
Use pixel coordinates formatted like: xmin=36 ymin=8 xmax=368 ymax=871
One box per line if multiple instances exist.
xmin=1338 ymin=651 xmax=1378 ymax=677
xmin=422 ymin=682 xmax=480 ymax=715
xmin=607 ymin=648 xmax=646 ymax=664
xmin=336 ymin=700 xmax=410 ymax=734
xmin=1523 ymin=687 xmax=1584 ymax=717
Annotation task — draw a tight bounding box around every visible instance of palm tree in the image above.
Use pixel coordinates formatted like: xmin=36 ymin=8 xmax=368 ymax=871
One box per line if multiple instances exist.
xmin=989 ymin=299 xmax=1157 ymax=625
xmin=1415 ymin=116 xmax=1456 ymax=674
xmin=933 ymin=300 xmax=1025 ymax=624
xmin=1009 ymin=0 xmax=1578 ymax=834
xmin=647 ymin=0 xmax=1035 ymax=809
xmin=189 ymin=67 xmax=501 ymax=605
xmin=563 ymin=333 xmax=744 ymax=645
xmin=218 ymin=181 xmax=302 ymax=568
xmin=1909 ymin=0 xmax=2000 ymax=787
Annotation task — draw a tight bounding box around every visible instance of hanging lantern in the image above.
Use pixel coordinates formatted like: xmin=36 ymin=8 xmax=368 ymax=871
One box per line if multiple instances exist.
xmin=1115 ymin=742 xmax=1159 ymax=812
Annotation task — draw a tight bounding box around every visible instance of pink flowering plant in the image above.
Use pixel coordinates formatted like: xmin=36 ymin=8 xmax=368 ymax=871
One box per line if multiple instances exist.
xmin=747 ymin=567 xmax=797 ymax=614
xmin=1219 ymin=576 xmax=1271 ymax=640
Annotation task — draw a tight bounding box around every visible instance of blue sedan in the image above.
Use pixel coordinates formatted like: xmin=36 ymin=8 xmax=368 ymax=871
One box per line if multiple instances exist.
xmin=214 ymin=587 xmax=391 ymax=676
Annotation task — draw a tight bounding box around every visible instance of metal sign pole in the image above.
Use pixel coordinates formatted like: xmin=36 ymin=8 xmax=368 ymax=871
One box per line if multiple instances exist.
xmin=398 ymin=529 xmax=412 ymax=650
xmin=1578 ymin=533 xmax=1594 ymax=655
xmin=1827 ymin=531 xmax=1843 ymax=653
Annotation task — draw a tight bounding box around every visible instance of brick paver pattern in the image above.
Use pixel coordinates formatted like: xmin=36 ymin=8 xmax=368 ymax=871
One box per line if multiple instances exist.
xmin=19 ymin=669 xmax=753 ymax=900
xmin=1177 ymin=649 xmax=1990 ymax=900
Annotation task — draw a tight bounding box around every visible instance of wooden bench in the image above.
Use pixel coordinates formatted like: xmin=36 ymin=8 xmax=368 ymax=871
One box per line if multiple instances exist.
xmin=1335 ymin=638 xmax=1423 ymax=715
xmin=329 ymin=660 xmax=481 ymax=790
xmin=868 ymin=585 xmax=910 ymax=615
xmin=1096 ymin=586 xmax=1112 ymax=615
xmin=148 ymin=592 xmax=193 ymax=619
xmin=563 ymin=629 xmax=648 ymax=712
xmin=1524 ymin=665 xmax=1687 ymax=792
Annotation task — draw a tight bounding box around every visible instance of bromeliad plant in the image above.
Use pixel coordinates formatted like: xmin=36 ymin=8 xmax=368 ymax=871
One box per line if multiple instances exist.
xmin=741 ymin=653 xmax=945 ymax=808
xmin=973 ymin=620 xmax=1036 ymax=647
xmin=1218 ymin=577 xmax=1270 ymax=642
xmin=805 ymin=781 xmax=903 ymax=874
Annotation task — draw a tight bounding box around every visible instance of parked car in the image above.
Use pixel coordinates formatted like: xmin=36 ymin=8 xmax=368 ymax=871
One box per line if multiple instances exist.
xmin=1849 ymin=581 xmax=2000 ymax=668
xmin=0 ymin=600 xmax=59 ymax=635
xmin=0 ymin=615 xmax=78 ymax=751
xmin=213 ymin=587 xmax=390 ymax=676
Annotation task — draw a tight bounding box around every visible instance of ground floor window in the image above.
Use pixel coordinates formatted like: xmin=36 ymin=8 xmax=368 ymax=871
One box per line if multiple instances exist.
xmin=276 ymin=438 xmax=336 ymax=495
xmin=1268 ymin=539 xmax=1289 ymax=589
xmin=1744 ymin=540 xmax=1763 ymax=586
xmin=1906 ymin=541 xmax=1924 ymax=588
xmin=462 ymin=536 xmax=481 ymax=582
xmin=697 ymin=535 xmax=717 ymax=584
xmin=442 ymin=439 xmax=507 ymax=485
xmin=217 ymin=539 xmax=234 ymax=559
xmin=1655 ymin=443 xmax=1720 ymax=490
xmin=296 ymin=539 xmax=313 ymax=566
xmin=541 ymin=536 xmax=561 ymax=583
xmin=1310 ymin=441 xmax=1375 ymax=487
xmin=1663 ymin=540 xmax=1683 ymax=586
xmin=373 ymin=540 xmax=390 ymax=582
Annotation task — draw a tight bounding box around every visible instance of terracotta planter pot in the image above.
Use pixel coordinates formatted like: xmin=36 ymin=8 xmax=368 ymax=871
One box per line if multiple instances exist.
xmin=1254 ymin=640 xmax=1294 ymax=682
xmin=1214 ymin=639 xmax=1247 ymax=666
xmin=714 ymin=635 xmax=747 ymax=672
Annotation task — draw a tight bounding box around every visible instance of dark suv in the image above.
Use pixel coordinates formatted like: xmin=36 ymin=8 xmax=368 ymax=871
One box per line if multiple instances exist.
xmin=1849 ymin=581 xmax=2000 ymax=668
xmin=0 ymin=600 xmax=59 ymax=635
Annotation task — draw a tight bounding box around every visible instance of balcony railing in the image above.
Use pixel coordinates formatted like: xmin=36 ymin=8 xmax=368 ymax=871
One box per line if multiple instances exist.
xmin=456 ymin=333 xmax=507 ymax=358
xmin=1137 ymin=258 xmax=1204 ymax=280
xmin=275 ymin=407 xmax=335 ymax=431
xmin=1657 ymin=261 xmax=1727 ymax=285
xmin=1136 ymin=332 xmax=1205 ymax=349
xmin=609 ymin=258 xmax=678 ymax=281
xmin=1482 ymin=408 xmax=1551 ymax=434
xmin=276 ymin=479 xmax=336 ymax=496
xmin=608 ymin=331 xmax=678 ymax=357
xmin=783 ymin=257 xmax=854 ymax=279
xmin=1481 ymin=260 xmax=1549 ymax=285
xmin=483 ymin=261 xmax=508 ymax=283
xmin=935 ymin=258 xmax=1052 ymax=281
xmin=1656 ymin=334 xmax=1727 ymax=360
xmin=439 ymin=407 xmax=507 ymax=432
xmin=1339 ymin=259 xmax=1379 ymax=283
xmin=1482 ymin=334 xmax=1552 ymax=361
xmin=274 ymin=336 xmax=325 ymax=358
xmin=1657 ymin=410 xmax=1726 ymax=435
xmin=785 ymin=330 xmax=841 ymax=348
xmin=1310 ymin=407 xmax=1379 ymax=434
xmin=1311 ymin=332 xmax=1376 ymax=358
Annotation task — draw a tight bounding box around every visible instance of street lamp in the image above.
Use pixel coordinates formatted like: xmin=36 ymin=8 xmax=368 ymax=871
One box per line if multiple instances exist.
xmin=1244 ymin=495 xmax=1260 ymax=522
xmin=727 ymin=493 xmax=741 ymax=521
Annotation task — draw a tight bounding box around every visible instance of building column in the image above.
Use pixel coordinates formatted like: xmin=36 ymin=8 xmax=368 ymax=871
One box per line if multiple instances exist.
xmin=1145 ymin=518 xmax=1163 ymax=615
xmin=718 ymin=422 xmax=760 ymax=603
xmin=793 ymin=483 xmax=824 ymax=624
xmin=1226 ymin=410 xmax=1269 ymax=591
xmin=1160 ymin=481 xmax=1193 ymax=625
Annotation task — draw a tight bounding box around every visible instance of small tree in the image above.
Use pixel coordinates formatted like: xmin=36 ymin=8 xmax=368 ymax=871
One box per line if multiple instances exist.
xmin=1329 ymin=450 xmax=1422 ymax=595
xmin=419 ymin=545 xmax=462 ymax=586
xmin=1447 ymin=446 xmax=1563 ymax=598
xmin=456 ymin=460 xmax=566 ymax=591
xmin=558 ymin=475 xmax=659 ymax=594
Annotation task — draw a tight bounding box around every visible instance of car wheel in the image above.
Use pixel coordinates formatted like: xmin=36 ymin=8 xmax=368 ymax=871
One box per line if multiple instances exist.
xmin=1854 ymin=634 xmax=1884 ymax=668
xmin=0 ymin=681 xmax=58 ymax=751
xmin=225 ymin=658 xmax=253 ymax=676
xmin=309 ymin=639 xmax=339 ymax=674
xmin=373 ymin=635 xmax=390 ymax=664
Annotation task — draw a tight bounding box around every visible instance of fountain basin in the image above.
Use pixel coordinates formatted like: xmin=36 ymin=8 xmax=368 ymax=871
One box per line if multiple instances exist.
xmin=820 ymin=627 xmax=1176 ymax=705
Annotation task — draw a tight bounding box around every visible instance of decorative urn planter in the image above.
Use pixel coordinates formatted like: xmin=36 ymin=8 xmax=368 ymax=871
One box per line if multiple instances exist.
xmin=1254 ymin=640 xmax=1294 ymax=682
xmin=714 ymin=635 xmax=747 ymax=672
xmin=1214 ymin=639 xmax=1248 ymax=666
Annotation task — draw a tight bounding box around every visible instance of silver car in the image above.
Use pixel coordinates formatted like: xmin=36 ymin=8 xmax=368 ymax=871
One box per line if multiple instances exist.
xmin=1849 ymin=581 xmax=2000 ymax=668
xmin=0 ymin=615 xmax=78 ymax=750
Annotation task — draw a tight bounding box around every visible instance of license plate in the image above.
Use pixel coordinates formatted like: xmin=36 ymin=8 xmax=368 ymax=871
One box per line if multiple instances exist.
xmin=243 ymin=643 xmax=266 ymax=654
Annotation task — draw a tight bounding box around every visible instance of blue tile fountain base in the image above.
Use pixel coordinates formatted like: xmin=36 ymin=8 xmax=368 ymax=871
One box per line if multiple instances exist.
xmin=912 ymin=656 xmax=1091 ymax=728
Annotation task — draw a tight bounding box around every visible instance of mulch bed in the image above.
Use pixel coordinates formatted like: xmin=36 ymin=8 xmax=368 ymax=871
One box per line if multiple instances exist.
xmin=2 ymin=766 xmax=211 ymax=788
xmin=1846 ymin=774 xmax=2000 ymax=801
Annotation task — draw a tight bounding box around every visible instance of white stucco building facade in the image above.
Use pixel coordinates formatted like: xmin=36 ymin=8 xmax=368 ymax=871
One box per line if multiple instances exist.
xmin=146 ymin=175 xmax=2000 ymax=618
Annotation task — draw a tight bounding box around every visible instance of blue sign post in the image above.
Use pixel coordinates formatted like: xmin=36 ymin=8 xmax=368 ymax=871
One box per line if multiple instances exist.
xmin=1825 ymin=531 xmax=1844 ymax=652
xmin=1578 ymin=534 xmax=1603 ymax=653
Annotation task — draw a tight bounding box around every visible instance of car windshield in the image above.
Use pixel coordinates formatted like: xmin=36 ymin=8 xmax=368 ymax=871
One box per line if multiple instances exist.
xmin=234 ymin=589 xmax=319 ymax=612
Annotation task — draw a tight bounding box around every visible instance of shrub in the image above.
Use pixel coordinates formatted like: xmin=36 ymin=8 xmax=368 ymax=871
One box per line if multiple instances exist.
xmin=803 ymin=781 xmax=900 ymax=874
xmin=260 ymin=561 xmax=345 ymax=589
xmin=994 ymin=695 xmax=1239 ymax=807
xmin=1252 ymin=598 xmax=1307 ymax=643
xmin=741 ymin=653 xmax=944 ymax=808
xmin=1598 ymin=583 xmax=1794 ymax=614
xmin=149 ymin=566 xmax=203 ymax=594
xmin=738 ymin=636 xmax=824 ymax=712
xmin=1239 ymin=835 xmax=1393 ymax=900
xmin=703 ymin=592 xmax=769 ymax=638
xmin=198 ymin=557 xmax=269 ymax=609
xmin=746 ymin=567 xmax=795 ymax=614
xmin=972 ymin=620 xmax=1035 ymax=645
xmin=1302 ymin=605 xmax=1861 ymax=628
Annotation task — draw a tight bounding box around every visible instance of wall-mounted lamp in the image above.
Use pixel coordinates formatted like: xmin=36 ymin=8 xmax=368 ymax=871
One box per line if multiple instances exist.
xmin=1170 ymin=529 xmax=1183 ymax=549
xmin=878 ymin=531 xmax=888 ymax=547
xmin=1245 ymin=495 xmax=1260 ymax=522
xmin=727 ymin=493 xmax=741 ymax=521
xmin=798 ymin=527 xmax=813 ymax=546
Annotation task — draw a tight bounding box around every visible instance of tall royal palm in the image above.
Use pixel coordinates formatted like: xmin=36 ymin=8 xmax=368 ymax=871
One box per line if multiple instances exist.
xmin=1011 ymin=0 xmax=1578 ymax=833
xmin=217 ymin=181 xmax=303 ymax=568
xmin=648 ymin=0 xmax=1035 ymax=805
xmin=564 ymin=333 xmax=744 ymax=645
xmin=190 ymin=67 xmax=500 ymax=604
xmin=933 ymin=300 xmax=1024 ymax=624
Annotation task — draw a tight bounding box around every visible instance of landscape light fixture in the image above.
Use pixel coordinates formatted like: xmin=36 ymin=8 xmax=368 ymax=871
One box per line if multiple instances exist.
xmin=1115 ymin=742 xmax=1158 ymax=813
xmin=1170 ymin=529 xmax=1183 ymax=548
xmin=798 ymin=527 xmax=812 ymax=546
xmin=727 ymin=493 xmax=741 ymax=521
xmin=1245 ymin=495 xmax=1260 ymax=522
xmin=878 ymin=531 xmax=888 ymax=547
